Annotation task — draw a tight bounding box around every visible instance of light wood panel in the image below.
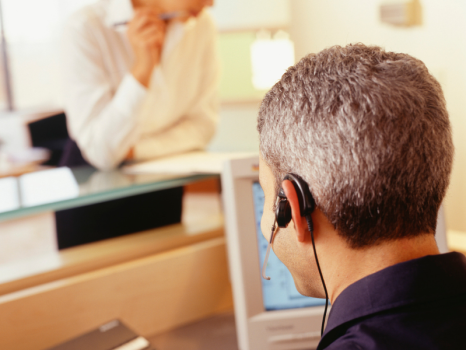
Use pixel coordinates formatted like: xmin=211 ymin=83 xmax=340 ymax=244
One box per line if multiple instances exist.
xmin=0 ymin=214 xmax=224 ymax=296
xmin=0 ymin=237 xmax=233 ymax=350
xmin=0 ymin=212 xmax=56 ymax=265
xmin=448 ymin=230 xmax=466 ymax=256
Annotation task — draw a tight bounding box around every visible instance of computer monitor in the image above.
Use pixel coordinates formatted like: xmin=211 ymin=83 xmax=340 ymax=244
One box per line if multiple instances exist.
xmin=222 ymin=156 xmax=449 ymax=350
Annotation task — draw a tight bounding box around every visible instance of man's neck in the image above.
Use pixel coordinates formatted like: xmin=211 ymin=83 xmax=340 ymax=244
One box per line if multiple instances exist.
xmin=322 ymin=233 xmax=440 ymax=303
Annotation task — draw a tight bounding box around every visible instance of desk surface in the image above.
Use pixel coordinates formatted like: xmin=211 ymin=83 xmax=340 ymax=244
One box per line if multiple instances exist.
xmin=0 ymin=165 xmax=215 ymax=221
xmin=149 ymin=311 xmax=238 ymax=350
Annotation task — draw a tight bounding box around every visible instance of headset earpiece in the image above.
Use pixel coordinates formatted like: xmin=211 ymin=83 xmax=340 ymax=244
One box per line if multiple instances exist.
xmin=275 ymin=173 xmax=315 ymax=228
xmin=283 ymin=173 xmax=315 ymax=215
xmin=271 ymin=173 xmax=328 ymax=336
xmin=276 ymin=196 xmax=292 ymax=228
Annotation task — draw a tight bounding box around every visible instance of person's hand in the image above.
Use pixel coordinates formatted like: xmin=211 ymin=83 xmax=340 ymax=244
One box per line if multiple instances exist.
xmin=127 ymin=8 xmax=166 ymax=88
xmin=126 ymin=147 xmax=134 ymax=161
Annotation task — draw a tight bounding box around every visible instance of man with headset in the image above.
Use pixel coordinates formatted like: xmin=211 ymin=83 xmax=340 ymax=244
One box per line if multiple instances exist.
xmin=257 ymin=44 xmax=466 ymax=349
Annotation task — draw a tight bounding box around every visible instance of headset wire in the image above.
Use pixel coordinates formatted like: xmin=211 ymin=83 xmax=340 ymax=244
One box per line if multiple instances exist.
xmin=306 ymin=214 xmax=329 ymax=337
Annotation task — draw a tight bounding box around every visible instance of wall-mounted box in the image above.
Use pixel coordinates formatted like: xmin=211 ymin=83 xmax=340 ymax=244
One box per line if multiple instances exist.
xmin=380 ymin=0 xmax=422 ymax=27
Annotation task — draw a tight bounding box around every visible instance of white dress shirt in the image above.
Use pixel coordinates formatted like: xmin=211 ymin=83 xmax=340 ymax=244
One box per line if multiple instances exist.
xmin=62 ymin=0 xmax=220 ymax=170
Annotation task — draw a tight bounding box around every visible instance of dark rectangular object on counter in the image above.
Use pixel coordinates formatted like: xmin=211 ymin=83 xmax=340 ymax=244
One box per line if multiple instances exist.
xmin=46 ymin=319 xmax=153 ymax=350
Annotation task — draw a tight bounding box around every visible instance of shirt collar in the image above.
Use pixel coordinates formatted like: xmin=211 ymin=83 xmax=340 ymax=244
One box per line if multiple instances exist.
xmin=322 ymin=252 xmax=466 ymax=341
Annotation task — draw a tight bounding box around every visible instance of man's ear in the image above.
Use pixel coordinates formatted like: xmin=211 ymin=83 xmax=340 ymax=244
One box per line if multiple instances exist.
xmin=282 ymin=180 xmax=307 ymax=242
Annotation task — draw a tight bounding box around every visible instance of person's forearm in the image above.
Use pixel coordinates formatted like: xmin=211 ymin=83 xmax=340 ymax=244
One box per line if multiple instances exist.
xmin=66 ymin=74 xmax=147 ymax=170
xmin=133 ymin=112 xmax=217 ymax=161
xmin=62 ymin=18 xmax=149 ymax=170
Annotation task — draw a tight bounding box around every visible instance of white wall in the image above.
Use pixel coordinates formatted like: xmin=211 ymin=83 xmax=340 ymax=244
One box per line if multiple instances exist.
xmin=208 ymin=104 xmax=260 ymax=153
xmin=289 ymin=0 xmax=466 ymax=232
xmin=209 ymin=0 xmax=290 ymax=31
xmin=3 ymin=0 xmax=96 ymax=110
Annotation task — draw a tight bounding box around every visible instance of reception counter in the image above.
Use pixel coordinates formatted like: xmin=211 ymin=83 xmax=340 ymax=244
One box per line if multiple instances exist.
xmin=0 ymin=166 xmax=233 ymax=350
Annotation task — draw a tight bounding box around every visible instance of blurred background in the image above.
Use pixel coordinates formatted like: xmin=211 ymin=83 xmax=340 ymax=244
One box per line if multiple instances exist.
xmin=0 ymin=0 xmax=463 ymax=231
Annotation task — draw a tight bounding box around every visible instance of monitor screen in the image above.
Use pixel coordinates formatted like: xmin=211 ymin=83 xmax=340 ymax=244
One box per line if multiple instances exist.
xmin=252 ymin=182 xmax=326 ymax=311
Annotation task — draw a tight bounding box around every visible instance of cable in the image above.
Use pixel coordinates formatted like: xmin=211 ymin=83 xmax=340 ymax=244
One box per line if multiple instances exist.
xmin=306 ymin=215 xmax=329 ymax=337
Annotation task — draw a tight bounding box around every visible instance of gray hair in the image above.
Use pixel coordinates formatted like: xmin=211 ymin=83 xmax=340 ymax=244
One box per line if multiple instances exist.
xmin=258 ymin=44 xmax=453 ymax=248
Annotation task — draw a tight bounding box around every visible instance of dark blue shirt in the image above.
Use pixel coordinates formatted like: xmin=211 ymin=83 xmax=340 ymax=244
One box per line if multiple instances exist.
xmin=318 ymin=252 xmax=466 ymax=350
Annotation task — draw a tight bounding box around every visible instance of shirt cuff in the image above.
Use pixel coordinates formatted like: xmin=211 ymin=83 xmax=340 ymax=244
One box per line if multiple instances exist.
xmin=113 ymin=73 xmax=147 ymax=120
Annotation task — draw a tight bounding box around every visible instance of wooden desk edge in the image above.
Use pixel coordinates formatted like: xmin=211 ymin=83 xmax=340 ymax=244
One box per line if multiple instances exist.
xmin=0 ymin=237 xmax=233 ymax=350
xmin=0 ymin=214 xmax=224 ymax=296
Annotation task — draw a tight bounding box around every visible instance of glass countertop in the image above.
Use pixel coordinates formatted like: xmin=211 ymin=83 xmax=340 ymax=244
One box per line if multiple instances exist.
xmin=0 ymin=166 xmax=216 ymax=222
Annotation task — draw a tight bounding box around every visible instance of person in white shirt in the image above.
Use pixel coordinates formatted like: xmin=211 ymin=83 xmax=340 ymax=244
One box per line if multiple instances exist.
xmin=62 ymin=0 xmax=219 ymax=170
xmin=56 ymin=0 xmax=218 ymax=249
